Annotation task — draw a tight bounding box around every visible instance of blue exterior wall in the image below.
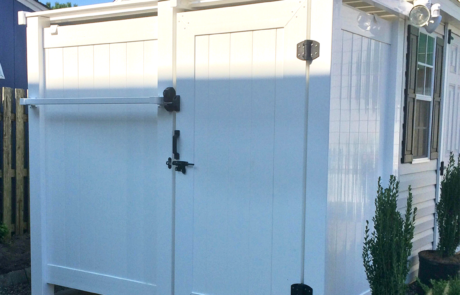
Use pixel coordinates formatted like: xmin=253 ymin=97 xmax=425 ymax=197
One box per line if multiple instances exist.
xmin=0 ymin=0 xmax=34 ymax=90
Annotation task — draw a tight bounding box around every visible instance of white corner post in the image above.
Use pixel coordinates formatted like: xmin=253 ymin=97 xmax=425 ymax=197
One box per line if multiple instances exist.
xmin=303 ymin=0 xmax=335 ymax=293
xmin=382 ymin=19 xmax=405 ymax=184
xmin=156 ymin=2 xmax=183 ymax=295
xmin=27 ymin=16 xmax=53 ymax=295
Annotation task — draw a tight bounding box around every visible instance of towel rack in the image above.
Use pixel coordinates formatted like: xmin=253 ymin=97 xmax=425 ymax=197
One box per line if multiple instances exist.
xmin=20 ymin=87 xmax=180 ymax=112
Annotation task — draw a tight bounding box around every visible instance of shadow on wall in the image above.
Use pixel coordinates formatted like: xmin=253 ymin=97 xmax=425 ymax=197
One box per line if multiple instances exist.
xmin=27 ymin=69 xmax=333 ymax=295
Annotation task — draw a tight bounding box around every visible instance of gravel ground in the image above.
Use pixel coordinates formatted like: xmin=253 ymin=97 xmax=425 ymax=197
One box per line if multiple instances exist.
xmin=0 ymin=283 xmax=97 ymax=295
xmin=0 ymin=282 xmax=30 ymax=295
xmin=0 ymin=234 xmax=30 ymax=275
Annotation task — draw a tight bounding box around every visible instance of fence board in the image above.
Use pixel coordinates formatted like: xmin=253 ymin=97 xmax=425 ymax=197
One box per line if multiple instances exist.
xmin=0 ymin=87 xmax=29 ymax=237
xmin=2 ymin=87 xmax=13 ymax=237
xmin=15 ymin=89 xmax=27 ymax=234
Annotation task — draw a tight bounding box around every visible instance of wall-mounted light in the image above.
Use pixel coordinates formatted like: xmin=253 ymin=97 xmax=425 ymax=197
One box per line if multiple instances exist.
xmin=409 ymin=0 xmax=431 ymax=27
xmin=0 ymin=63 xmax=4 ymax=80
xmin=407 ymin=0 xmax=442 ymax=33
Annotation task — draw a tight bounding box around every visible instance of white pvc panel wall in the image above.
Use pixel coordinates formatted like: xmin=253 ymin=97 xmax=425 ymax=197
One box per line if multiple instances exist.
xmin=43 ymin=41 xmax=159 ymax=287
xmin=327 ymin=30 xmax=390 ymax=295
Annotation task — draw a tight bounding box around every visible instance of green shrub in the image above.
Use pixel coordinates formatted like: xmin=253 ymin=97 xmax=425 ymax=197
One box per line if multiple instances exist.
xmin=418 ymin=276 xmax=460 ymax=295
xmin=362 ymin=176 xmax=417 ymax=295
xmin=437 ymin=153 xmax=460 ymax=258
xmin=0 ymin=223 xmax=8 ymax=243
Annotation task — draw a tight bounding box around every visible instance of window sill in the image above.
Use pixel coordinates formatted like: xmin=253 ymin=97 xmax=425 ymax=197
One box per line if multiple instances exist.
xmin=412 ymin=158 xmax=431 ymax=164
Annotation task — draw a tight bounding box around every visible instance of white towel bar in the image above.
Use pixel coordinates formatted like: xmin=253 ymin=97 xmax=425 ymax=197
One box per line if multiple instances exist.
xmin=20 ymin=97 xmax=163 ymax=106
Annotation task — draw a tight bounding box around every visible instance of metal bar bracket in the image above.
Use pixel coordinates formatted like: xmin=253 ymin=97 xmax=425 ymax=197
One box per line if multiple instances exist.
xmin=20 ymin=87 xmax=181 ymax=112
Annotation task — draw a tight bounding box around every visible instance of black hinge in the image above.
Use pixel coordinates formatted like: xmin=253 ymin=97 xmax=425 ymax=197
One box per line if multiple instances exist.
xmin=297 ymin=40 xmax=320 ymax=62
xmin=291 ymin=283 xmax=313 ymax=295
xmin=440 ymin=161 xmax=445 ymax=176
xmin=448 ymin=30 xmax=454 ymax=45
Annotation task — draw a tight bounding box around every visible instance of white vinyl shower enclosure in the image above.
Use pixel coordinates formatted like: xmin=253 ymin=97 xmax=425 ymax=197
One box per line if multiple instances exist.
xmin=25 ymin=0 xmax=432 ymax=293
xmin=24 ymin=1 xmax=334 ymax=294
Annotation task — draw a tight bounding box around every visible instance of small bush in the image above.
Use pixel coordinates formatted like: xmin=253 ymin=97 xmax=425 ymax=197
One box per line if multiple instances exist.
xmin=418 ymin=276 xmax=460 ymax=295
xmin=437 ymin=153 xmax=460 ymax=258
xmin=362 ymin=176 xmax=417 ymax=295
xmin=0 ymin=223 xmax=8 ymax=243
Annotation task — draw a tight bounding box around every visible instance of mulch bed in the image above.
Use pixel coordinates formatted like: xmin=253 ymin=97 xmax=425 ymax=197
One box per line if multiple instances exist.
xmin=408 ymin=281 xmax=424 ymax=295
xmin=0 ymin=234 xmax=30 ymax=275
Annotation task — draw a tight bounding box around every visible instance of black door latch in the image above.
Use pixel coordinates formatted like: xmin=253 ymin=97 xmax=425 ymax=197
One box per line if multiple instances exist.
xmin=166 ymin=158 xmax=194 ymax=174
xmin=440 ymin=161 xmax=445 ymax=176
xmin=166 ymin=130 xmax=194 ymax=174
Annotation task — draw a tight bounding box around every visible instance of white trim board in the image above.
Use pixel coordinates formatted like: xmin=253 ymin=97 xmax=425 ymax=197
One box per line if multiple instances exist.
xmin=26 ymin=0 xmax=159 ymax=24
xmin=44 ymin=16 xmax=158 ymax=48
xmin=16 ymin=0 xmax=48 ymax=12
xmin=0 ymin=63 xmax=4 ymax=79
xmin=341 ymin=4 xmax=392 ymax=44
xmin=47 ymin=265 xmax=156 ymax=295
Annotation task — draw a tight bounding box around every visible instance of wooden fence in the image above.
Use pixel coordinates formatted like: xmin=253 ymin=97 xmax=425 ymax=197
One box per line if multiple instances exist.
xmin=0 ymin=87 xmax=29 ymax=238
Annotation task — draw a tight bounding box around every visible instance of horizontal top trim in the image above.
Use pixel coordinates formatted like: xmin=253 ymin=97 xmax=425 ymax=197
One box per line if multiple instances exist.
xmin=24 ymin=0 xmax=284 ymax=24
xmin=44 ymin=17 xmax=157 ymax=48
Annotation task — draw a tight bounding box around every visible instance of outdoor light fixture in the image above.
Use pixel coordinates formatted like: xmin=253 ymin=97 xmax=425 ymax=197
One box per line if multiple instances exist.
xmin=425 ymin=3 xmax=442 ymax=33
xmin=407 ymin=0 xmax=442 ymax=32
xmin=0 ymin=63 xmax=4 ymax=80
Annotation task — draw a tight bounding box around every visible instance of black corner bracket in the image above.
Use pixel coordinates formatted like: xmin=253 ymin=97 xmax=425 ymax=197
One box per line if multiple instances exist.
xmin=163 ymin=87 xmax=181 ymax=112
xmin=291 ymin=284 xmax=313 ymax=295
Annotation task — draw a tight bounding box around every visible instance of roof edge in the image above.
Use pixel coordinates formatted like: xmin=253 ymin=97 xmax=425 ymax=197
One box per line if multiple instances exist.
xmin=17 ymin=0 xmax=48 ymax=12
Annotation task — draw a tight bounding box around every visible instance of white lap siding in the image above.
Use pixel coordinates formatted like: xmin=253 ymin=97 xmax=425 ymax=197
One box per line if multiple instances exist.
xmin=398 ymin=160 xmax=437 ymax=283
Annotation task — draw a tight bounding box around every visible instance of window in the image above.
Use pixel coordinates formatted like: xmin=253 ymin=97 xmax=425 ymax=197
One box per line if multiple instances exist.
xmin=402 ymin=26 xmax=444 ymax=163
xmin=414 ymin=33 xmax=435 ymax=159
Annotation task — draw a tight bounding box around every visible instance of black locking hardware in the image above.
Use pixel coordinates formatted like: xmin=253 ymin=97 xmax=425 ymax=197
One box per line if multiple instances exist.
xmin=172 ymin=160 xmax=194 ymax=174
xmin=166 ymin=157 xmax=172 ymax=169
xmin=163 ymin=87 xmax=180 ymax=112
xmin=291 ymin=283 xmax=313 ymax=295
xmin=297 ymin=40 xmax=320 ymax=62
xmin=440 ymin=161 xmax=445 ymax=176
xmin=165 ymin=158 xmax=194 ymax=174
xmin=166 ymin=130 xmax=195 ymax=174
xmin=173 ymin=130 xmax=180 ymax=160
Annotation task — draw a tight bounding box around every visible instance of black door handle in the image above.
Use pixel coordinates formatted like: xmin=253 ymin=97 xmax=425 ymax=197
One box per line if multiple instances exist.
xmin=173 ymin=130 xmax=180 ymax=160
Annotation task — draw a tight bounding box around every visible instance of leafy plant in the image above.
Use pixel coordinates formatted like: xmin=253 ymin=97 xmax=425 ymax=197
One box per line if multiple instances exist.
xmin=45 ymin=2 xmax=78 ymax=9
xmin=0 ymin=223 xmax=8 ymax=243
xmin=417 ymin=276 xmax=460 ymax=295
xmin=436 ymin=153 xmax=460 ymax=258
xmin=362 ymin=176 xmax=417 ymax=295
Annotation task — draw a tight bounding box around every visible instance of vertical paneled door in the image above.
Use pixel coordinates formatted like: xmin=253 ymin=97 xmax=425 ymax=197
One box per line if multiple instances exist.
xmin=36 ymin=17 xmax=161 ymax=295
xmin=175 ymin=1 xmax=309 ymax=294
xmin=443 ymin=31 xmax=460 ymax=164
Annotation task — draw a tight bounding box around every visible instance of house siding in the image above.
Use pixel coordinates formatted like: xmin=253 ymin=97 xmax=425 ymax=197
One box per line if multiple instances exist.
xmin=0 ymin=0 xmax=33 ymax=90
xmin=326 ymin=19 xmax=391 ymax=295
xmin=398 ymin=160 xmax=437 ymax=282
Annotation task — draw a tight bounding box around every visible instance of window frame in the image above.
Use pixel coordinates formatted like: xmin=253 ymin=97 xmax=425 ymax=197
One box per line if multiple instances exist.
xmin=413 ymin=31 xmax=438 ymax=160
